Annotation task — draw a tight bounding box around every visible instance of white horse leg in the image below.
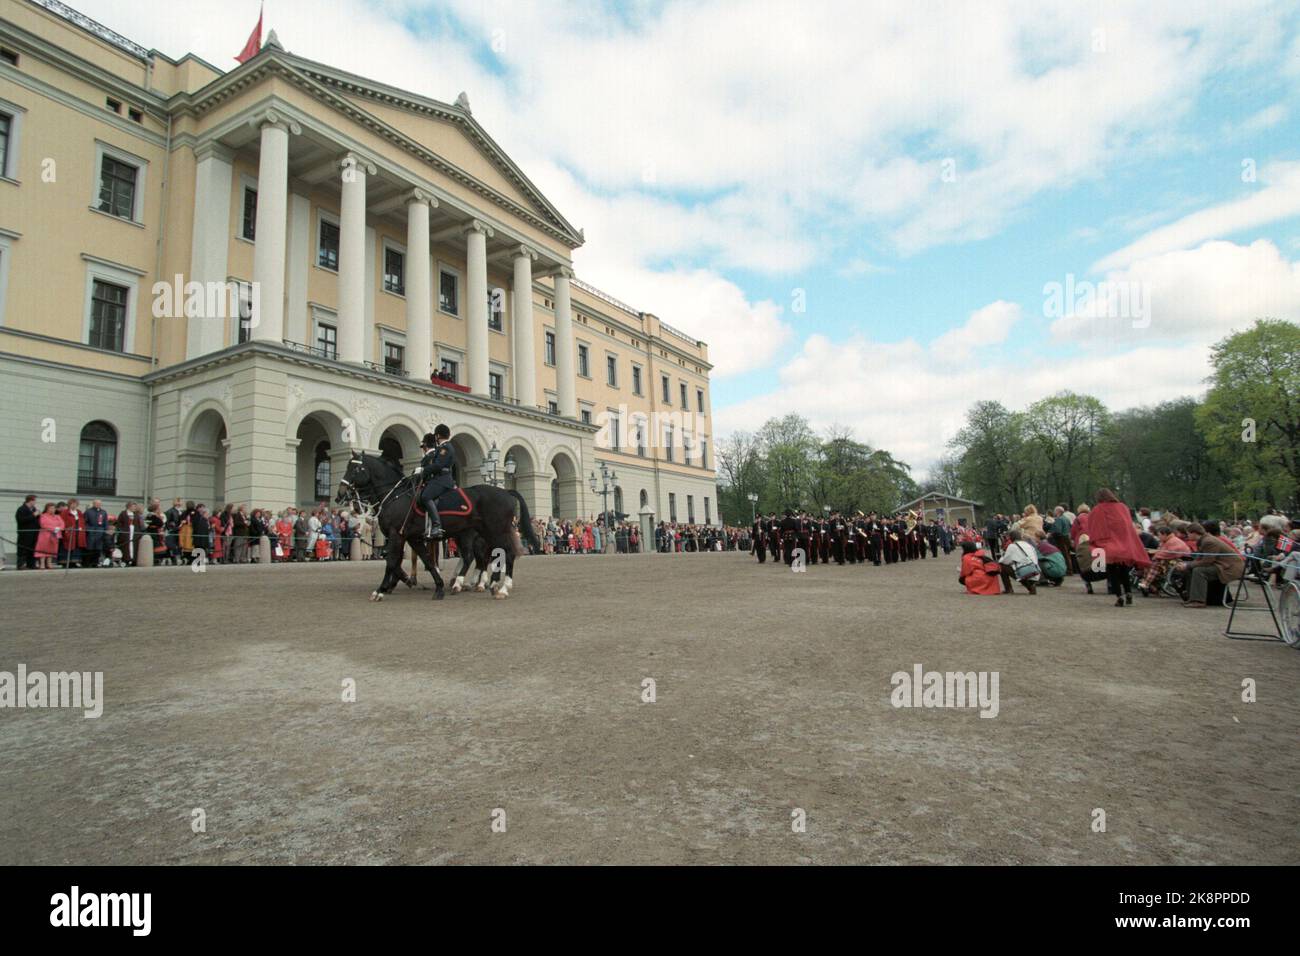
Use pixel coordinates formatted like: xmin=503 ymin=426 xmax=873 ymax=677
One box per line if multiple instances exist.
xmin=494 ymin=574 xmax=513 ymax=599
xmin=451 ymin=574 xmax=465 ymax=593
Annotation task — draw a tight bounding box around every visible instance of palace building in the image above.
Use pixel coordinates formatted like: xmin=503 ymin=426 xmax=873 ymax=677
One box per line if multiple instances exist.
xmin=0 ymin=0 xmax=719 ymax=529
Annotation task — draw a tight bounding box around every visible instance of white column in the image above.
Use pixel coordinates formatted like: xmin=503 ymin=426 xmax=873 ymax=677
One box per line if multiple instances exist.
xmin=249 ymin=112 xmax=298 ymax=344
xmin=512 ymin=245 xmax=538 ymax=408
xmin=405 ymin=190 xmax=434 ymax=381
xmin=286 ymin=192 xmax=310 ymax=345
xmin=187 ymin=142 xmax=233 ymax=359
xmin=464 ymin=220 xmax=493 ymax=396
xmin=553 ymin=267 xmax=577 ymax=418
xmin=337 ymin=152 xmax=374 ymax=364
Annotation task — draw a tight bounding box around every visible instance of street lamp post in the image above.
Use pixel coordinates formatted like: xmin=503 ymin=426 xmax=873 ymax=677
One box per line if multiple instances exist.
xmin=748 ymin=492 xmax=759 ymax=523
xmin=479 ymin=442 xmax=516 ymax=489
xmin=589 ymin=461 xmax=617 ymax=536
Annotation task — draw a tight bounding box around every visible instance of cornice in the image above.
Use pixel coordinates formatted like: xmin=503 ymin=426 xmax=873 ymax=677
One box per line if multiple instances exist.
xmin=143 ymin=341 xmax=595 ymax=433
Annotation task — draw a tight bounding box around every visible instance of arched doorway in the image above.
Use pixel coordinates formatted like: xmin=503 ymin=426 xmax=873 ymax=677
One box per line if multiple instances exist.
xmin=502 ymin=442 xmax=546 ymax=517
xmin=549 ymin=450 xmax=581 ymax=519
xmin=377 ymin=423 xmax=421 ymax=473
xmin=294 ymin=410 xmax=347 ymax=507
xmin=179 ymin=408 xmax=228 ymax=507
xmin=448 ymin=433 xmax=485 ymax=487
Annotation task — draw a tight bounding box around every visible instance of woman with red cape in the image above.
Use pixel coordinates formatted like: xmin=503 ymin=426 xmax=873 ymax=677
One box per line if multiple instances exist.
xmin=1084 ymin=488 xmax=1151 ymax=607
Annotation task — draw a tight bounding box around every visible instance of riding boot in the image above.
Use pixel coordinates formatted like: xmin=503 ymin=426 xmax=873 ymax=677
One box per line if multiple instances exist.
xmin=425 ymin=510 xmax=444 ymax=540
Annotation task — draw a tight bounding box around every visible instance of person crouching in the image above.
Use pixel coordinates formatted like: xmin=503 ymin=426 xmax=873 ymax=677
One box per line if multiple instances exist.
xmin=958 ymin=540 xmax=1003 ymax=595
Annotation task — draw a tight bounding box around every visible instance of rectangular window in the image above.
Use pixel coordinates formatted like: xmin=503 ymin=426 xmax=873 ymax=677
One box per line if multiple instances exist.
xmin=687 ymin=495 xmax=695 ymax=524
xmin=105 ymin=97 xmax=121 ymax=114
xmin=439 ymin=357 xmax=459 ymax=383
xmin=383 ymin=246 xmax=405 ymax=295
xmin=88 ymin=279 xmax=128 ymax=351
xmin=439 ymin=269 xmax=459 ymax=315
xmin=544 ymin=331 xmax=556 ymax=366
xmin=697 ymin=389 xmax=705 ymax=414
xmin=488 ymin=372 xmax=503 ymax=401
xmin=606 ymin=354 xmax=618 ymax=387
xmin=680 ymin=382 xmax=688 ymax=408
xmin=0 ymin=114 xmax=10 ymax=178
xmin=631 ymin=365 xmax=642 ymax=395
xmin=316 ymin=322 xmax=337 ymax=360
xmin=704 ymin=498 xmax=711 ymax=525
xmin=548 ymin=400 xmax=559 ymax=415
xmin=636 ymin=419 xmax=646 ymax=457
xmin=0 ymin=49 xmax=18 ymax=66
xmin=662 ymin=375 xmax=670 ymax=403
xmin=241 ymin=185 xmax=257 ymax=240
xmin=488 ymin=289 xmax=504 ymax=331
xmin=669 ymin=493 xmax=677 ymax=523
xmin=580 ymin=409 xmax=592 ymax=425
xmin=97 ymin=155 xmax=137 ymax=220
xmin=318 ymin=218 xmax=340 ymax=271
xmin=665 ymin=425 xmax=674 ymax=463
xmin=128 ymin=107 xmax=143 ymax=124
xmin=700 ymin=439 xmax=708 ymax=470
xmin=577 ymin=344 xmax=590 ymax=377
xmin=610 ymin=414 xmax=621 ymax=450
xmin=383 ymin=341 xmax=405 ymax=375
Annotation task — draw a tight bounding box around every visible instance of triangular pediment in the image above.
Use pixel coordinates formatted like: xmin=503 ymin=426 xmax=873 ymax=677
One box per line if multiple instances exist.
xmin=286 ymin=57 xmax=580 ymax=242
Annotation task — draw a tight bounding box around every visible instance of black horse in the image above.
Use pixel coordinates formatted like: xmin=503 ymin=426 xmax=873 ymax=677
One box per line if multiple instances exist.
xmin=336 ymin=452 xmax=540 ymax=601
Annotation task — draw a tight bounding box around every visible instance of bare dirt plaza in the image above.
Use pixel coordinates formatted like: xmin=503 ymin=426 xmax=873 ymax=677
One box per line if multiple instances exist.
xmin=1 ymin=550 xmax=1297 ymax=865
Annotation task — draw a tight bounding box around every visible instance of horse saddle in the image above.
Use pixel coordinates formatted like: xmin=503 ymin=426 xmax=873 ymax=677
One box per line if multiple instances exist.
xmin=414 ymin=485 xmax=473 ymax=518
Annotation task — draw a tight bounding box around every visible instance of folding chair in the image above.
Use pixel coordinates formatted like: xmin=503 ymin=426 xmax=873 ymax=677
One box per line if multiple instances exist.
xmin=1225 ymin=556 xmax=1300 ymax=648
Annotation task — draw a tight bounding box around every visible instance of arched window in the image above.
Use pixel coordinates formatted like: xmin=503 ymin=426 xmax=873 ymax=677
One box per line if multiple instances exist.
xmin=77 ymin=421 xmax=117 ymax=495
xmin=314 ymin=441 xmax=331 ymax=500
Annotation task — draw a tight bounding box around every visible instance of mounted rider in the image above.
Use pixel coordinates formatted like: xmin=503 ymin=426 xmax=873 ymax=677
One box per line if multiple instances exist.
xmin=416 ymin=425 xmax=457 ymax=539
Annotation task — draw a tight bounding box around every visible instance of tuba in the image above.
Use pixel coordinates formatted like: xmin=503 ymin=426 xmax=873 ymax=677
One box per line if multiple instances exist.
xmin=906 ymin=509 xmax=918 ymax=532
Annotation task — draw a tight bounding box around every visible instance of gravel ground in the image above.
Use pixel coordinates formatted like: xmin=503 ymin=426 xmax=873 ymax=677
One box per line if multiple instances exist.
xmin=1 ymin=550 xmax=1296 ymax=865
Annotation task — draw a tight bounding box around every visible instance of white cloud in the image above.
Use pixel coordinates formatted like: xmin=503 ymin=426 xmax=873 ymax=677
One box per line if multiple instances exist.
xmin=932 ymin=300 xmax=1021 ymax=360
xmin=1092 ymin=162 xmax=1300 ymax=271
xmin=1053 ymin=239 xmax=1300 ymax=342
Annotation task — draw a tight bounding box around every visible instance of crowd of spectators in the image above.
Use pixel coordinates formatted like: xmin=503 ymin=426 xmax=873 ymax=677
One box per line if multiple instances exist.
xmin=10 ymin=494 xmax=753 ymax=568
xmin=959 ymin=490 xmax=1296 ymax=608
xmin=9 ymin=495 xmax=369 ymax=569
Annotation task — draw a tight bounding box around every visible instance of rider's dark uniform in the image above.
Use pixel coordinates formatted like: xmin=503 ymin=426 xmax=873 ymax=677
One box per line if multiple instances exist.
xmin=417 ymin=441 xmax=457 ymax=537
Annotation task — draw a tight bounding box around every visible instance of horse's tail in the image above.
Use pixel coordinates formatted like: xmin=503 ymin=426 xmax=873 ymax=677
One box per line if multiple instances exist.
xmin=509 ymin=490 xmax=541 ymax=555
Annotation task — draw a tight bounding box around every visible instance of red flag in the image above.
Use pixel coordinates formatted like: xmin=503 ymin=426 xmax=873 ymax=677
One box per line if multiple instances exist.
xmin=235 ymin=4 xmax=263 ymax=64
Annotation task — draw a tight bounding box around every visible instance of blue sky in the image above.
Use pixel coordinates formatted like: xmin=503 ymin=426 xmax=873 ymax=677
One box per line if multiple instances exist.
xmin=76 ymin=0 xmax=1300 ymax=472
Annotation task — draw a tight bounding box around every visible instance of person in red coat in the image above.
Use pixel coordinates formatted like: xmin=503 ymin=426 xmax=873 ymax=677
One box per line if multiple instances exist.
xmin=60 ymin=497 xmax=88 ymax=566
xmin=1084 ymin=489 xmax=1150 ymax=607
xmin=958 ymin=540 xmax=1003 ymax=595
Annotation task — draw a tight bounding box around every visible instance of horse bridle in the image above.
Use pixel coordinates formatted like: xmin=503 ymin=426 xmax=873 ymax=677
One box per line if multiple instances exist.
xmin=340 ymin=459 xmax=412 ymax=522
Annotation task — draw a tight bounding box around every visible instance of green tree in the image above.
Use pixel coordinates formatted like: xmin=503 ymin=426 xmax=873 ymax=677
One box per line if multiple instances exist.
xmin=1198 ymin=319 xmax=1300 ymax=513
